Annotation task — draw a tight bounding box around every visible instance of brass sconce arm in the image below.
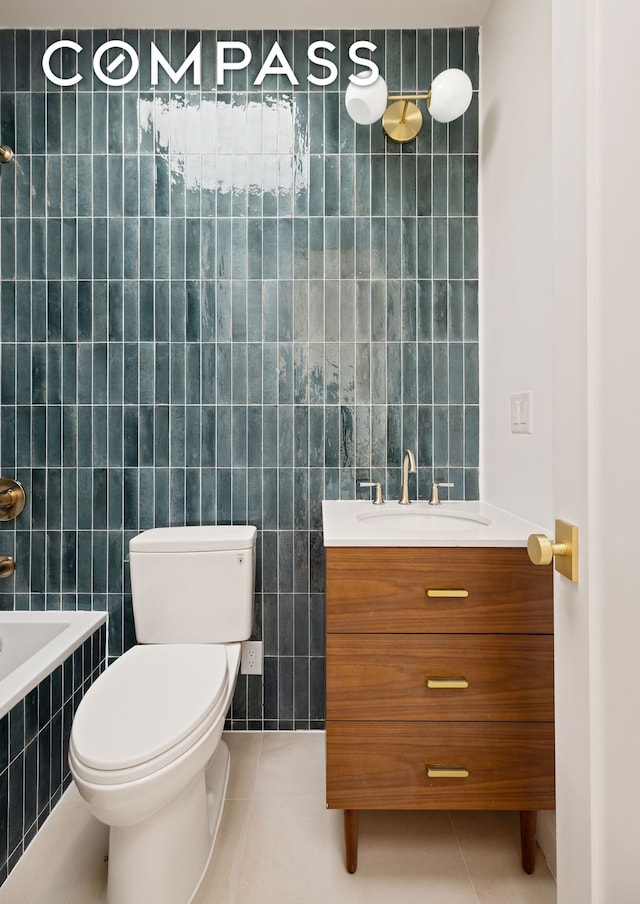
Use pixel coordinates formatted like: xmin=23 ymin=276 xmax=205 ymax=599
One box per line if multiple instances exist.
xmin=386 ymin=91 xmax=432 ymax=102
xmin=382 ymin=92 xmax=434 ymax=141
xmin=382 ymin=99 xmax=424 ymax=143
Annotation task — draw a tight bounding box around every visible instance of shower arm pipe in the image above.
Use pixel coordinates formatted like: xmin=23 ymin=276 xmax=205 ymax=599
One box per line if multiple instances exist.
xmin=0 ymin=146 xmax=14 ymax=164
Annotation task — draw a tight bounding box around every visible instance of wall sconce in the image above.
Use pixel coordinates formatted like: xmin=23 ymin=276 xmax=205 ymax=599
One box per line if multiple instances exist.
xmin=345 ymin=68 xmax=473 ymax=143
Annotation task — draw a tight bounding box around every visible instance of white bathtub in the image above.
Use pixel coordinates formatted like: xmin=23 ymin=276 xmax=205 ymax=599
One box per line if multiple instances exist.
xmin=0 ymin=611 xmax=107 ymax=720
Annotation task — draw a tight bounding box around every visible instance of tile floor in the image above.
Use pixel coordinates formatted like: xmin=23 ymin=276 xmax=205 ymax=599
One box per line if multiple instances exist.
xmin=0 ymin=732 xmax=557 ymax=904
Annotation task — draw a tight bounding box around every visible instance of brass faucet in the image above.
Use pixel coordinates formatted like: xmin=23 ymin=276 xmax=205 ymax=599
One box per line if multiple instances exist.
xmin=398 ymin=449 xmax=416 ymax=505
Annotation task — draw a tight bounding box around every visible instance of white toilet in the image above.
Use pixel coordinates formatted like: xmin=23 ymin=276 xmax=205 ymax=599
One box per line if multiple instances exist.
xmin=69 ymin=525 xmax=257 ymax=904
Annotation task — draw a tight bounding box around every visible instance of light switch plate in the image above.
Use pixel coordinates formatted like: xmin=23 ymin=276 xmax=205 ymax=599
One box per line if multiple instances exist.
xmin=511 ymin=391 xmax=533 ymax=434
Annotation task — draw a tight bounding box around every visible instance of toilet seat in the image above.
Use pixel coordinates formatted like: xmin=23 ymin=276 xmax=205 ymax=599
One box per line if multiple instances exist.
xmin=70 ymin=645 xmax=229 ymax=785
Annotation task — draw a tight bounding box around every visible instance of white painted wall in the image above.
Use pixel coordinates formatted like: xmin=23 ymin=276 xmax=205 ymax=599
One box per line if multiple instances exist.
xmin=550 ymin=0 xmax=593 ymax=895
xmin=479 ymin=0 xmax=553 ymax=528
xmin=480 ymin=0 xmax=556 ymax=875
xmin=589 ymin=1 xmax=640 ymax=899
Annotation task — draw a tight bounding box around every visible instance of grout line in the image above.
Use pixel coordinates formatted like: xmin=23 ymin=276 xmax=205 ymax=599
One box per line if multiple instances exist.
xmin=224 ymin=732 xmax=263 ymax=904
xmin=447 ymin=809 xmax=482 ymax=904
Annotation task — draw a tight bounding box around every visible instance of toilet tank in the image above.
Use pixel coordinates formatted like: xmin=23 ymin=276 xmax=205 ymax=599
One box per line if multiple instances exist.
xmin=129 ymin=526 xmax=257 ymax=643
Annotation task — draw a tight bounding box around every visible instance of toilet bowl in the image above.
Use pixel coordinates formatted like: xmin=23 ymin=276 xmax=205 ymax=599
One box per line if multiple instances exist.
xmin=68 ymin=525 xmax=257 ymax=904
xmin=70 ymin=643 xmax=240 ymax=904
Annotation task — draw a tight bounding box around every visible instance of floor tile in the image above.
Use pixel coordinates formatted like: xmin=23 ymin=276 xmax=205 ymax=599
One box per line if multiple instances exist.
xmin=252 ymin=731 xmax=326 ymax=800
xmin=451 ymin=811 xmax=557 ymax=904
xmin=0 ymin=732 xmax=557 ymax=904
xmin=0 ymin=785 xmax=108 ymax=904
xmin=233 ymin=801 xmax=480 ymax=904
xmin=191 ymin=799 xmax=252 ymax=904
xmin=224 ymin=731 xmax=263 ymax=800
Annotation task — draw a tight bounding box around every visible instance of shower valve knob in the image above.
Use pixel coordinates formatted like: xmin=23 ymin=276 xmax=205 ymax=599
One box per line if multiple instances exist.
xmin=0 ymin=478 xmax=26 ymax=521
xmin=0 ymin=557 xmax=15 ymax=579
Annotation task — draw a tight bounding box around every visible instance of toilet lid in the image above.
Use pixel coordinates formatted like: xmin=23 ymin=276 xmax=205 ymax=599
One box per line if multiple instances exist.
xmin=71 ymin=645 xmax=229 ymax=771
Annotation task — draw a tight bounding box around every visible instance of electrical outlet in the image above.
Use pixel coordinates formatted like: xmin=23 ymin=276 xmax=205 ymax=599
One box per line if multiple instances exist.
xmin=241 ymin=641 xmax=263 ymax=675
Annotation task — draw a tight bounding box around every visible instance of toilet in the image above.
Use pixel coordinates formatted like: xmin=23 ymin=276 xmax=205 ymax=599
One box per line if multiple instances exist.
xmin=69 ymin=525 xmax=257 ymax=904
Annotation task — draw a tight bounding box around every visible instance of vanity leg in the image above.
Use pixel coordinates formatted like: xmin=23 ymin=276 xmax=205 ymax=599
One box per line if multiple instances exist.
xmin=344 ymin=810 xmax=359 ymax=874
xmin=520 ymin=809 xmax=537 ymax=874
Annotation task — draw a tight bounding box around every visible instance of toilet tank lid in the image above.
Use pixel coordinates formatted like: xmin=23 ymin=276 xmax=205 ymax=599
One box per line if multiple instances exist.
xmin=130 ymin=525 xmax=257 ymax=553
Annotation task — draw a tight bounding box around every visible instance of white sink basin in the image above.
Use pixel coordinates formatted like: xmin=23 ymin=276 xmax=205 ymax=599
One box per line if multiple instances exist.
xmin=321 ymin=500 xmax=546 ymax=547
xmin=356 ymin=507 xmax=491 ymax=532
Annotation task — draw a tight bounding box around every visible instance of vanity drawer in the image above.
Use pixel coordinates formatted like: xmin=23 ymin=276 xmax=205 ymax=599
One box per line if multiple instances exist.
xmin=326 ymin=721 xmax=555 ymax=811
xmin=326 ymin=633 xmax=554 ymax=722
xmin=325 ymin=547 xmax=553 ymax=634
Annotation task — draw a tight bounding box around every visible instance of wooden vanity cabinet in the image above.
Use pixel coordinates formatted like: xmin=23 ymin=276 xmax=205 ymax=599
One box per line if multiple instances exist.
xmin=325 ymin=546 xmax=555 ymax=875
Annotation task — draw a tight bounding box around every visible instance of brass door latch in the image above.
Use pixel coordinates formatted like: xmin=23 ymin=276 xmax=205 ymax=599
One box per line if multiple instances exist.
xmin=528 ymin=519 xmax=578 ymax=582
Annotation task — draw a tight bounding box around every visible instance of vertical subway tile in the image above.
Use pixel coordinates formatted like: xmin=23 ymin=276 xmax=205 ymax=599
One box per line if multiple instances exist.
xmin=465 ymin=405 xmax=480 ymax=468
xmin=449 ymin=342 xmax=464 ymax=404
xmin=0 ymin=27 xmax=478 ymax=742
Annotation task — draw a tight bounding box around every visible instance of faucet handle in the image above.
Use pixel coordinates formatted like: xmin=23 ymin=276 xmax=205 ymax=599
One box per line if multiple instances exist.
xmin=429 ymin=482 xmax=454 ymax=506
xmin=358 ymin=481 xmax=384 ymax=505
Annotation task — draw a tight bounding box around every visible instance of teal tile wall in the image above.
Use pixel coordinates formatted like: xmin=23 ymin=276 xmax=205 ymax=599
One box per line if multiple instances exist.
xmin=0 ymin=623 xmax=106 ymax=884
xmin=0 ymin=28 xmax=479 ymax=730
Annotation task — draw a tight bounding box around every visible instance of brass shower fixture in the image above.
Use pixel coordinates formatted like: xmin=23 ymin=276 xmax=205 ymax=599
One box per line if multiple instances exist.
xmin=0 ymin=478 xmax=26 ymax=520
xmin=0 ymin=146 xmax=14 ymax=164
xmin=0 ymin=558 xmax=15 ymax=579
xmin=0 ymin=478 xmax=23 ymax=579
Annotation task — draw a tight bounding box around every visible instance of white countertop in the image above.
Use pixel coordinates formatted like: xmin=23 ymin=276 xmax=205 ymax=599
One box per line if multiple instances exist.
xmin=321 ymin=500 xmax=548 ymax=548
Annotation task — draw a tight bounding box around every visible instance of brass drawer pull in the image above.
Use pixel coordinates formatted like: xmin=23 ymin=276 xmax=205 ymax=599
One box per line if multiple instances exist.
xmin=426 ymin=677 xmax=469 ymax=689
xmin=426 ymin=764 xmax=469 ymax=778
xmin=426 ymin=589 xmax=469 ymax=599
